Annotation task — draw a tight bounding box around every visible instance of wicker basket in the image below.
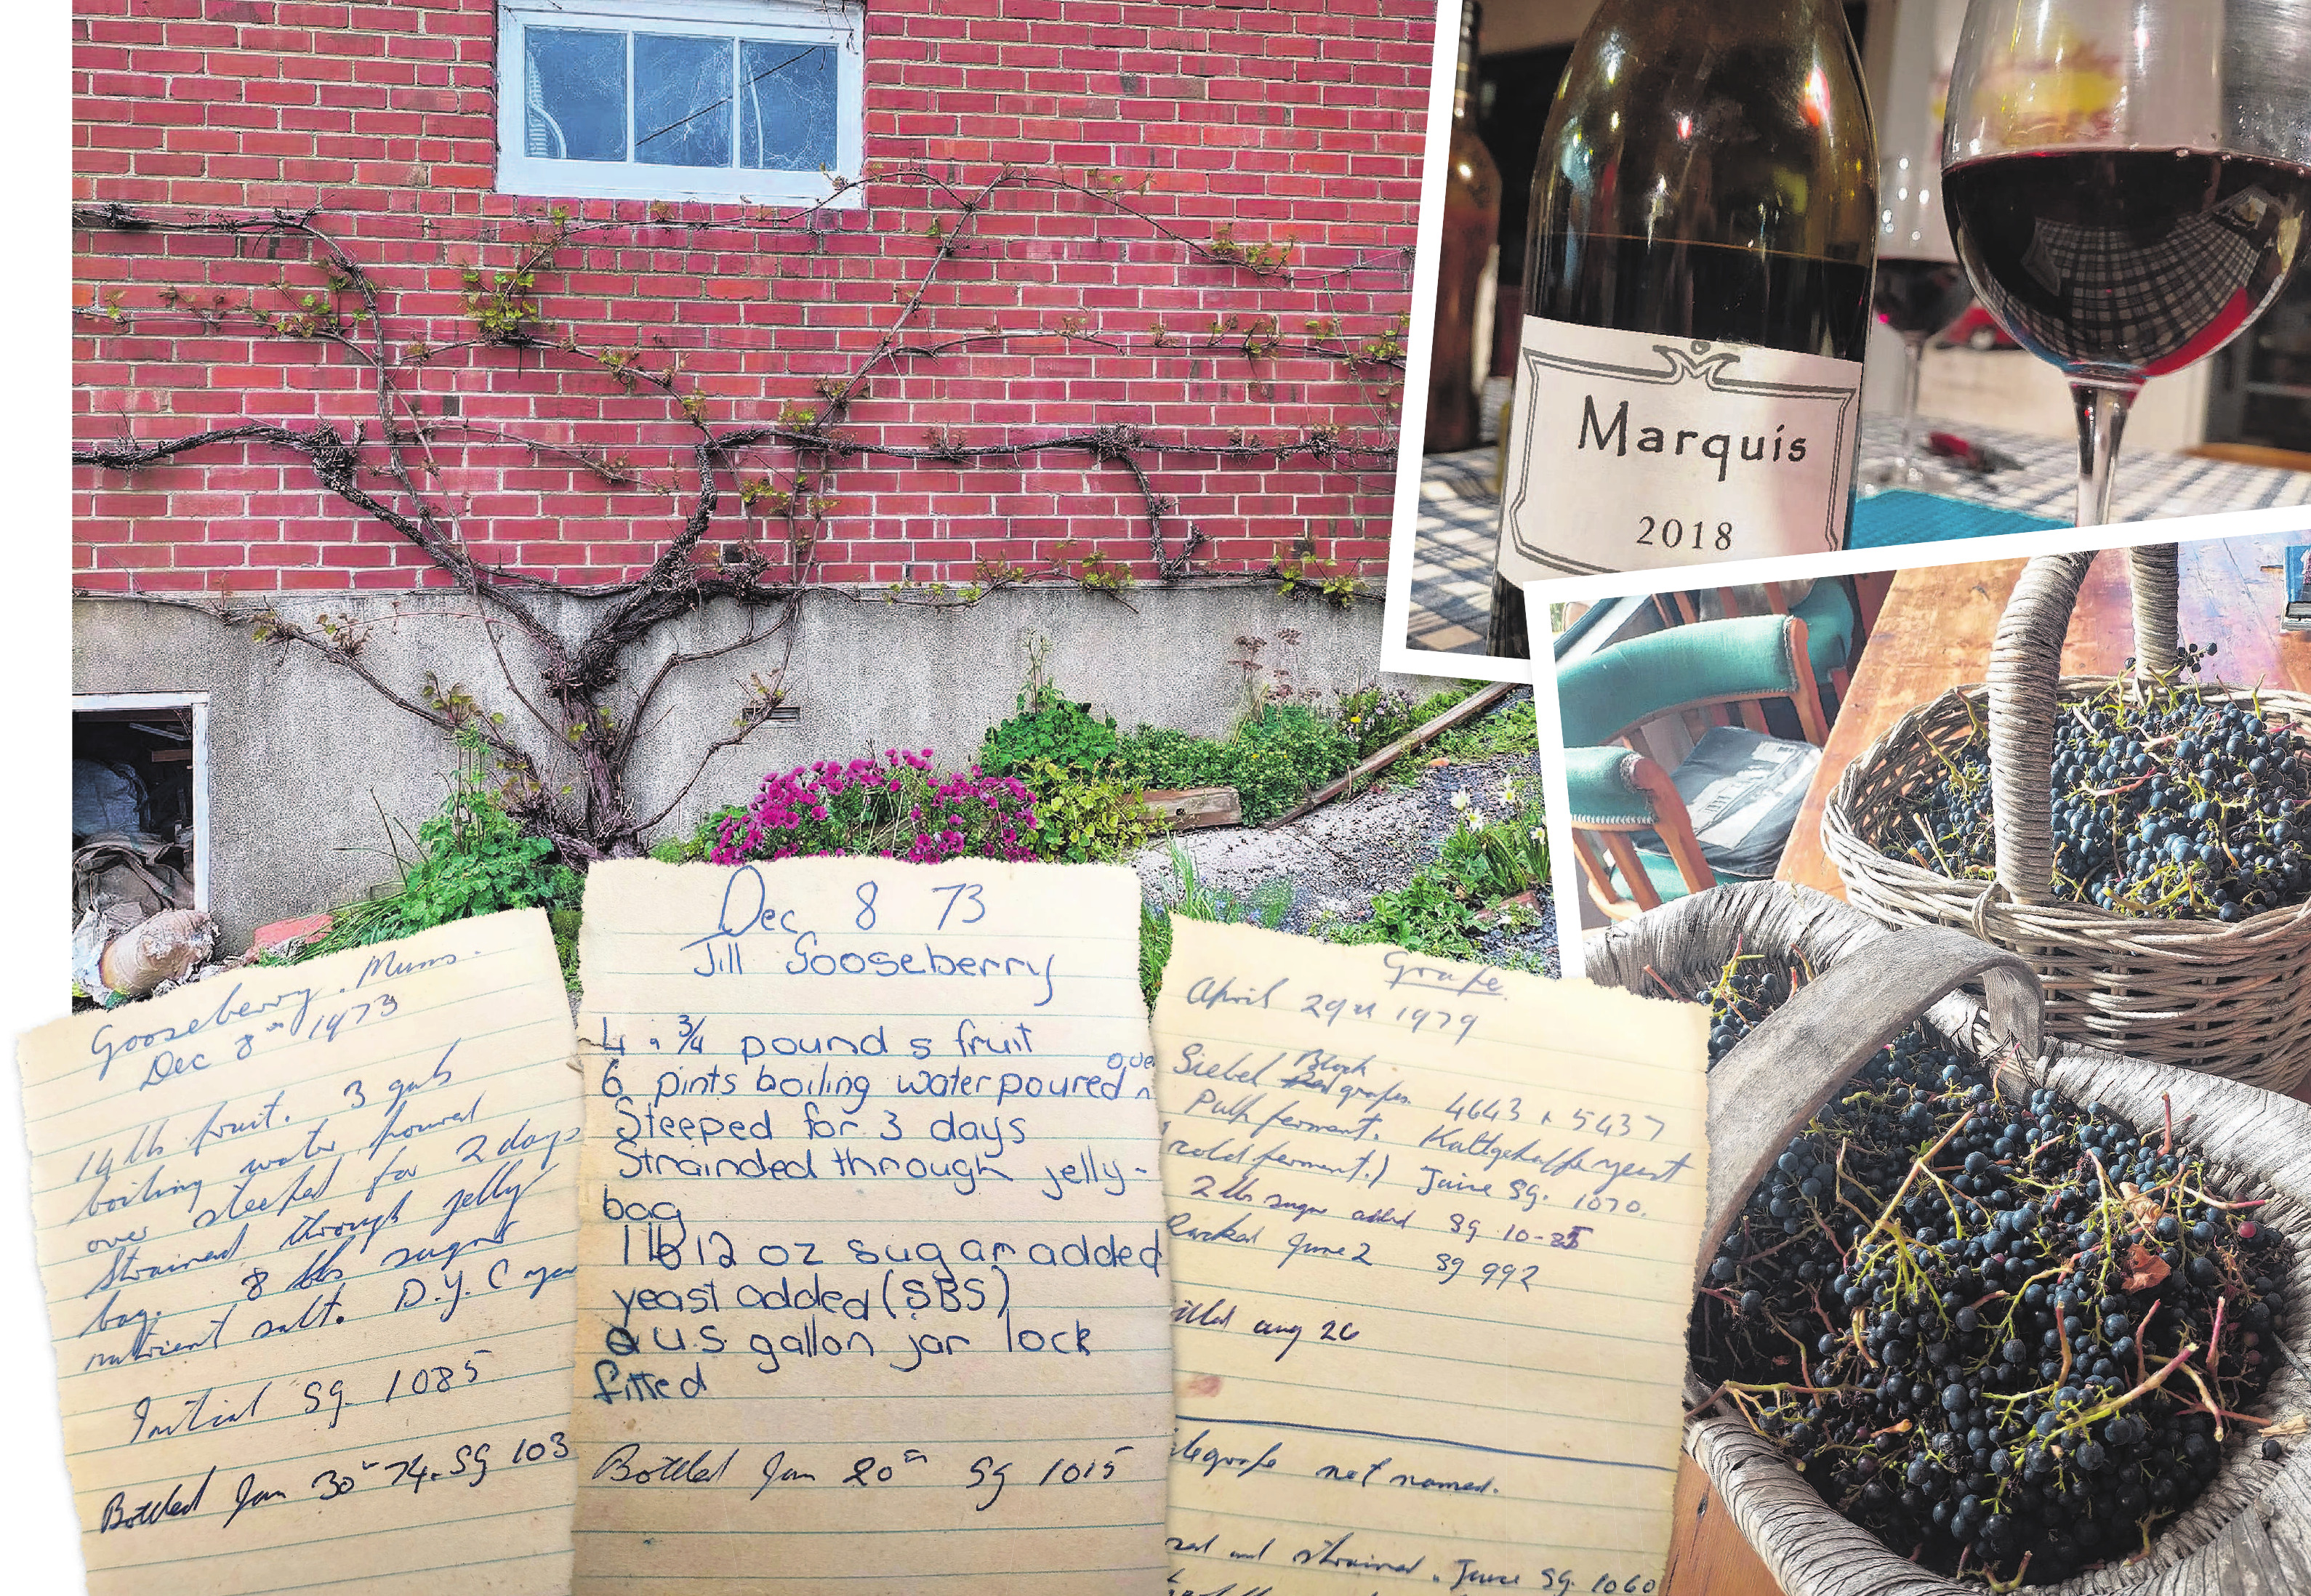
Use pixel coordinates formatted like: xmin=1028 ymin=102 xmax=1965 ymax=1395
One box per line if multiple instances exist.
xmin=1586 ymin=882 xmax=2311 ymax=1596
xmin=1820 ymin=545 xmax=2311 ymax=1092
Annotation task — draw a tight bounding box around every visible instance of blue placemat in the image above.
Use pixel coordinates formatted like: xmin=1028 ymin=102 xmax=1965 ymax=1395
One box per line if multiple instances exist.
xmin=1851 ymin=488 xmax=2066 ymax=547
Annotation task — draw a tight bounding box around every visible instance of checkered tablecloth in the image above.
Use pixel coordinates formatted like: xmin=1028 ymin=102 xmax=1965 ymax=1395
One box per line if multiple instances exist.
xmin=1405 ymin=448 xmax=1506 ymax=654
xmin=2008 ymin=209 xmax=2266 ymax=369
xmin=1405 ymin=416 xmax=2311 ymax=656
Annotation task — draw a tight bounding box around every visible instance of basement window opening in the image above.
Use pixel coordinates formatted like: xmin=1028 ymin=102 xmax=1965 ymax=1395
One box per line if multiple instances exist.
xmin=72 ymin=693 xmax=211 ymax=935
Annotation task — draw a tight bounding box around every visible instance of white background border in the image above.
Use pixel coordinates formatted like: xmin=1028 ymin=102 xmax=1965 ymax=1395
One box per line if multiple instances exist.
xmin=1372 ymin=8 xmax=1532 ymax=690
xmin=9 ymin=0 xmax=80 ymax=1578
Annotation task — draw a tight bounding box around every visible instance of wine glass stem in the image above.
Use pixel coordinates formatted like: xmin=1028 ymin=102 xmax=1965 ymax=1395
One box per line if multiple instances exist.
xmin=2070 ymin=382 xmax=2136 ymax=528
xmin=1897 ymin=335 xmax=1926 ymax=479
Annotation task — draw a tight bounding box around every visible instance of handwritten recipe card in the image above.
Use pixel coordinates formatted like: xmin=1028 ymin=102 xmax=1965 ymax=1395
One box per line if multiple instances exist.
xmin=571 ymin=858 xmax=1173 ymax=1595
xmin=1149 ymin=921 xmax=1708 ymax=1596
xmin=18 ymin=908 xmax=584 ymax=1595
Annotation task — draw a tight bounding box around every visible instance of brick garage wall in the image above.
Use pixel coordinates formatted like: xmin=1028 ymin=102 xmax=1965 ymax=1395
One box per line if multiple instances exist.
xmin=71 ymin=0 xmax=1426 ymax=595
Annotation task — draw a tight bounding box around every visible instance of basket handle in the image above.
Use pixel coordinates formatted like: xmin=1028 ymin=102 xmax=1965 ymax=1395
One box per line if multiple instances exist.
xmin=1987 ymin=547 xmax=2182 ymax=902
xmin=1697 ymin=928 xmax=2041 ymax=1284
xmin=2129 ymin=542 xmax=2181 ymax=677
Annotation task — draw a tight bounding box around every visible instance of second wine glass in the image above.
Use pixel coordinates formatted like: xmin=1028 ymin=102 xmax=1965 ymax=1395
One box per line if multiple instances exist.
xmin=1862 ymin=0 xmax=1976 ymax=496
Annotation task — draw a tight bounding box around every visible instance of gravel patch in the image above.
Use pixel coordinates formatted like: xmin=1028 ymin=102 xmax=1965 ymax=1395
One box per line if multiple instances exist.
xmin=1130 ymin=731 xmax=1559 ymax=977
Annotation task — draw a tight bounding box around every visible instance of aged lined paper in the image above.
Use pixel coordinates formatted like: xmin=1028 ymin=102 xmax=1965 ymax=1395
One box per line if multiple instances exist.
xmin=19 ymin=908 xmax=583 ymax=1595
xmin=571 ymin=858 xmax=1172 ymax=1595
xmin=1149 ymin=920 xmax=1708 ymax=1595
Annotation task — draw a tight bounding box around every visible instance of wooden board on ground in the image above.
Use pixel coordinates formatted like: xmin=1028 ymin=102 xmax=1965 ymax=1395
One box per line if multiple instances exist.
xmin=1264 ymin=679 xmax=1520 ymax=829
xmin=1142 ymin=786 xmax=1241 ymax=829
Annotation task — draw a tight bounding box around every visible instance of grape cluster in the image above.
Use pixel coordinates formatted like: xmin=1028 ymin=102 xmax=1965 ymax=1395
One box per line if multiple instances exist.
xmin=1883 ymin=651 xmax=2311 ymax=922
xmin=1690 ymin=951 xmax=2294 ymax=1585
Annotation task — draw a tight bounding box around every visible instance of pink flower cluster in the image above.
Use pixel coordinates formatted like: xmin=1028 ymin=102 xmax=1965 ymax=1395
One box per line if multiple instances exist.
xmin=711 ymin=749 xmax=1043 ymax=866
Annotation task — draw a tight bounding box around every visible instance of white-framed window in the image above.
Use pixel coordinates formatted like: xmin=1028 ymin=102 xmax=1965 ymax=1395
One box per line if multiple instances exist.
xmin=496 ymin=0 xmax=865 ymax=206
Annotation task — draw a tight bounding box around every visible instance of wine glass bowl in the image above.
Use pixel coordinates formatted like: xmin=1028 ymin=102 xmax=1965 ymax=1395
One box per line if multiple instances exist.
xmin=1860 ymin=255 xmax=1976 ymax=494
xmin=1940 ymin=0 xmax=2311 ymax=525
xmin=1942 ymin=149 xmax=2311 ymax=385
xmin=1871 ymin=258 xmax=1974 ymax=347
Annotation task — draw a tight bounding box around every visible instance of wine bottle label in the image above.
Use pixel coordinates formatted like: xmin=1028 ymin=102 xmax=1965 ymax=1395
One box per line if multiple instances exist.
xmin=1493 ymin=316 xmax=1862 ymax=582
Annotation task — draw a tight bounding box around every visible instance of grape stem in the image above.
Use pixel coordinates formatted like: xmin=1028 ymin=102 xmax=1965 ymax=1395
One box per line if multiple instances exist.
xmin=2073 ymin=1339 xmax=2201 ymax=1430
xmin=1856 ymin=1106 xmax=1980 ymax=1255
xmin=1985 ymin=1550 xmax=2035 ymax=1593
xmin=1832 ymin=1140 xmax=1878 ymax=1230
xmin=2173 ymin=1188 xmax=2269 ymax=1213
xmin=2179 ymin=1362 xmax=2227 ymax=1441
xmin=2175 ymin=1365 xmax=2275 ymax=1432
xmin=2132 ymin=1301 xmax=2161 ymax=1386
xmin=1684 ymin=1379 xmax=1732 ymax=1420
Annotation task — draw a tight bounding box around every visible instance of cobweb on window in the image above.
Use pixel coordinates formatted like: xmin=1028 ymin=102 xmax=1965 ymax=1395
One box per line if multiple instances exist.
xmin=635 ymin=33 xmax=735 ymax=167
xmin=739 ymin=41 xmax=837 ymax=172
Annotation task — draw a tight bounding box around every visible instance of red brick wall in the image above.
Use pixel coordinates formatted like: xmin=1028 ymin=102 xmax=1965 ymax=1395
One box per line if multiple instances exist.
xmin=71 ymin=0 xmax=1426 ymax=594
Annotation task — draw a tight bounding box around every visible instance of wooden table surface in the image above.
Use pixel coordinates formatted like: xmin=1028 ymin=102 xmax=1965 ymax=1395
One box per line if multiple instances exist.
xmin=1664 ymin=533 xmax=2311 ymax=1596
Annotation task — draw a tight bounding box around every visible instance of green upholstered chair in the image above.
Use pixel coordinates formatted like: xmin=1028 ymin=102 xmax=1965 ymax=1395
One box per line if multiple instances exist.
xmin=1656 ymin=578 xmax=1860 ymax=707
xmin=1557 ymin=613 xmax=1830 ymax=920
xmin=1790 ymin=576 xmax=1860 ymax=704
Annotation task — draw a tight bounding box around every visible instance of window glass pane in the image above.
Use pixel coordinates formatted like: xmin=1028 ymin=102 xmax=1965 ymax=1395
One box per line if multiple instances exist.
xmin=524 ymin=27 xmax=627 ymax=162
xmin=635 ymin=33 xmax=734 ymax=168
xmin=738 ymin=41 xmax=838 ymax=172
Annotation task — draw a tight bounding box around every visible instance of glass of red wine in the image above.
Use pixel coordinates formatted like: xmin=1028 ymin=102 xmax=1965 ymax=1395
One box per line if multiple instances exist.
xmin=1864 ymin=156 xmax=1977 ymax=496
xmin=1942 ymin=0 xmax=2311 ymax=526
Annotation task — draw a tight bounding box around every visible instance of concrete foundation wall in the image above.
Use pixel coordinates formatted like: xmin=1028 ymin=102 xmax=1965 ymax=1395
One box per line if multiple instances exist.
xmin=73 ymin=587 xmax=1438 ymax=946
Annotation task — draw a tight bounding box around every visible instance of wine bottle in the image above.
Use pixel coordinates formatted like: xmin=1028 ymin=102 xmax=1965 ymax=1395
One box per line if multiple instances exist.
xmin=1486 ymin=0 xmax=1877 ymax=659
xmin=1425 ymin=0 xmax=1503 ymax=454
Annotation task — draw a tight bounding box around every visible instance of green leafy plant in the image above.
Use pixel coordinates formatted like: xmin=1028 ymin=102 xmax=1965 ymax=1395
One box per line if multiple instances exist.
xmin=548 ymin=907 xmax=583 ymax=994
xmin=1269 ymin=535 xmax=1367 ymax=607
xmin=1433 ymin=694 xmax=1538 ymax=765
xmin=459 ymin=259 xmax=546 ymax=344
xmin=1320 ymin=871 xmax=1496 ymax=963
xmin=981 ymin=696 xmax=1120 ymax=778
xmin=1072 ymin=549 xmax=1136 ymax=593
xmin=649 ymin=832 xmax=707 ymax=864
xmin=1380 ymin=690 xmax=1539 ymax=789
xmin=299 ymin=731 xmax=583 ymax=979
xmin=1438 ymin=782 xmax=1551 ymax=903
xmin=1018 ymin=758 xmax=1160 ymax=863
xmin=978 ymin=636 xmax=1129 ymax=778
xmin=1331 ymin=684 xmax=1418 ymax=759
xmin=1110 ymin=698 xmax=1354 ymax=827
xmin=1214 ymin=700 xmax=1356 ymax=823
xmin=1138 ymin=899 xmax=1173 ymax=1009
xmin=1108 ymin=725 xmax=1232 ymax=793
xmin=1202 ymin=222 xmax=1293 ymax=275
